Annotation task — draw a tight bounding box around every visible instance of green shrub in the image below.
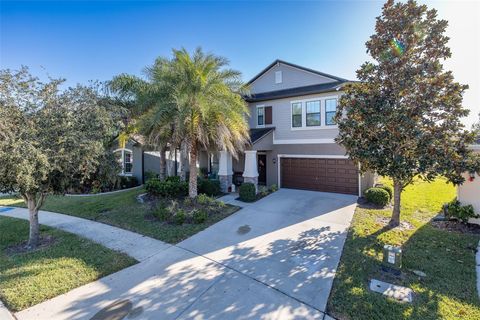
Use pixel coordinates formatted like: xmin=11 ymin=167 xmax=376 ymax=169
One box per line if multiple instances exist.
xmin=445 ymin=199 xmax=478 ymax=223
xmin=197 ymin=193 xmax=214 ymax=206
xmin=377 ymin=185 xmax=393 ymax=200
xmin=145 ymin=178 xmax=188 ymax=198
xmin=192 ymin=209 xmax=208 ymax=224
xmin=166 ymin=176 xmax=181 ymax=183
xmin=239 ymin=183 xmax=256 ymax=202
xmin=364 ymin=187 xmax=390 ymax=207
xmin=198 ymin=178 xmax=221 ymax=196
xmin=119 ymin=176 xmax=139 ymax=189
xmin=258 ymin=186 xmax=269 ymax=197
xmin=173 ymin=209 xmax=187 ymax=225
xmin=145 ymin=171 xmax=158 ymax=181
xmin=270 ymin=184 xmax=278 ymax=192
xmin=183 ymin=197 xmax=193 ymax=207
xmin=153 ymin=206 xmax=171 ymax=221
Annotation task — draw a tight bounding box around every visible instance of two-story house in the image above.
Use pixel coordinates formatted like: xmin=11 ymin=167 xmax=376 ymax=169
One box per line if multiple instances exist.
xmin=125 ymin=60 xmax=376 ymax=196
xmin=199 ymin=60 xmax=376 ymax=196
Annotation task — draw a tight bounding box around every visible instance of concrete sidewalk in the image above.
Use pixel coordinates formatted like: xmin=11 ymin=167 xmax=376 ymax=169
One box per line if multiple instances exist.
xmin=1 ymin=207 xmax=170 ymax=261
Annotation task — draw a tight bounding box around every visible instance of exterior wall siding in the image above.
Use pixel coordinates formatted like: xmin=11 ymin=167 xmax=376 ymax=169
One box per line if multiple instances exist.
xmin=250 ymin=63 xmax=336 ymax=94
xmin=248 ymin=91 xmax=342 ymax=141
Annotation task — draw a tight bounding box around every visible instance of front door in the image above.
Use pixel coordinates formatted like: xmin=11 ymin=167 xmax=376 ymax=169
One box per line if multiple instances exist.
xmin=258 ymin=154 xmax=267 ymax=185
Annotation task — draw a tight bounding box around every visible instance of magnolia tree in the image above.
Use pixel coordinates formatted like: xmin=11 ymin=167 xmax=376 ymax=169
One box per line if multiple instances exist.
xmin=0 ymin=67 xmax=116 ymax=248
xmin=335 ymin=0 xmax=480 ymax=227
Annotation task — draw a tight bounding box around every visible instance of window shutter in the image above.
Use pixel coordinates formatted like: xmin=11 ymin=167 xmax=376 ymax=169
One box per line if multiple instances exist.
xmin=265 ymin=106 xmax=272 ymax=125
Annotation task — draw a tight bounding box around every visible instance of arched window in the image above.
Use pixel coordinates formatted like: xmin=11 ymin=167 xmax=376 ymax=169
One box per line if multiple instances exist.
xmin=114 ymin=148 xmax=133 ymax=175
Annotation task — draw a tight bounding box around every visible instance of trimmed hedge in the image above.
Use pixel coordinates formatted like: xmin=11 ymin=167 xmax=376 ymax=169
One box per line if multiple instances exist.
xmin=365 ymin=187 xmax=390 ymax=207
xmin=198 ymin=178 xmax=221 ymax=196
xmin=378 ymin=185 xmax=393 ymax=200
xmin=145 ymin=177 xmax=188 ymax=198
xmin=239 ymin=183 xmax=256 ymax=202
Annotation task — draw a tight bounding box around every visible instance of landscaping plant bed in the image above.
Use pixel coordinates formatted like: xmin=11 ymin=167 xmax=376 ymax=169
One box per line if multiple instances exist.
xmin=236 ymin=184 xmax=278 ymax=203
xmin=431 ymin=220 xmax=480 ymax=235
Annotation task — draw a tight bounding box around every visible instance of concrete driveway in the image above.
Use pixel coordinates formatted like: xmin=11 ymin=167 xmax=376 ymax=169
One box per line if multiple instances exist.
xmin=12 ymin=189 xmax=357 ymax=320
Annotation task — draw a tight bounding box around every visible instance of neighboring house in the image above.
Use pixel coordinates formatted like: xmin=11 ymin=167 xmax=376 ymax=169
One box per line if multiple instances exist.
xmin=113 ymin=135 xmax=179 ymax=184
xmin=457 ymin=138 xmax=480 ymax=224
xmin=124 ymin=60 xmax=376 ymax=196
xmin=199 ymin=60 xmax=375 ymax=196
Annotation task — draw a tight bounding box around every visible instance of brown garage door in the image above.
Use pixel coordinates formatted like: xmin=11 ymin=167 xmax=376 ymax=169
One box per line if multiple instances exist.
xmin=281 ymin=158 xmax=358 ymax=195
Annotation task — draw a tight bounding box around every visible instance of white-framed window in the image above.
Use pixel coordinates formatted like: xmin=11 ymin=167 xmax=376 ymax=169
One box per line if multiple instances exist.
xmin=290 ymin=96 xmax=339 ymax=130
xmin=114 ymin=148 xmax=133 ymax=176
xmin=306 ymin=100 xmax=321 ymax=127
xmin=257 ymin=106 xmax=265 ymax=126
xmin=325 ymin=98 xmax=337 ymax=125
xmin=291 ymin=102 xmax=302 ymax=128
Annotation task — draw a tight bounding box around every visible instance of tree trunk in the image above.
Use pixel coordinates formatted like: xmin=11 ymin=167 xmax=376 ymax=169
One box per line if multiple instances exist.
xmin=159 ymin=146 xmax=167 ymax=180
xmin=390 ymin=179 xmax=402 ymax=227
xmin=188 ymin=143 xmax=198 ymax=198
xmin=179 ymin=142 xmax=188 ymax=182
xmin=26 ymin=196 xmax=40 ymax=249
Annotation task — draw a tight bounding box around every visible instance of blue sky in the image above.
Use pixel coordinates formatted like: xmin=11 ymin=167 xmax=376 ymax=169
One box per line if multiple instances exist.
xmin=1 ymin=0 xmax=478 ymax=126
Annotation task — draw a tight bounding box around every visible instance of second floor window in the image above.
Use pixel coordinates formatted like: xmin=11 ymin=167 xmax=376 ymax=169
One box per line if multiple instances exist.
xmin=325 ymin=99 xmax=337 ymax=125
xmin=306 ymin=100 xmax=321 ymax=126
xmin=257 ymin=106 xmax=272 ymax=126
xmin=257 ymin=107 xmax=264 ymax=126
xmin=292 ymin=102 xmax=302 ymax=127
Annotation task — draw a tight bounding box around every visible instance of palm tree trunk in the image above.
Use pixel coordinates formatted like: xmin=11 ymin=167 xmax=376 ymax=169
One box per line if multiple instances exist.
xmin=159 ymin=146 xmax=167 ymax=180
xmin=179 ymin=142 xmax=188 ymax=181
xmin=390 ymin=179 xmax=402 ymax=227
xmin=188 ymin=143 xmax=198 ymax=198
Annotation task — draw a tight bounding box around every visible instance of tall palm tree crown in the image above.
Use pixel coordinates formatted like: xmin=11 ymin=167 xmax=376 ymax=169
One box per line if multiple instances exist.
xmin=111 ymin=48 xmax=250 ymax=197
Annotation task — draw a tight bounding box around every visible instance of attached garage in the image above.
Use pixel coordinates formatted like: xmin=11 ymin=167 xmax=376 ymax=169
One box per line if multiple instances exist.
xmin=280 ymin=157 xmax=359 ymax=195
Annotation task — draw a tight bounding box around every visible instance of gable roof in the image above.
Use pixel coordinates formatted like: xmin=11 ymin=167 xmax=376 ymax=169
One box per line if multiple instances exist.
xmin=245 ymin=81 xmax=348 ymax=103
xmin=247 ymin=59 xmax=348 ymax=85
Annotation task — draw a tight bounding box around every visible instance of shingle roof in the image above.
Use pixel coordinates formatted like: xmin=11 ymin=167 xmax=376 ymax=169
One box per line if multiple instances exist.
xmin=249 ymin=127 xmax=275 ymax=144
xmin=247 ymin=59 xmax=348 ymax=85
xmin=245 ymin=81 xmax=347 ymax=103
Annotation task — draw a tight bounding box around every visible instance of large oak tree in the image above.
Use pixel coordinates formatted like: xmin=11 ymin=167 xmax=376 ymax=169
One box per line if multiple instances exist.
xmin=335 ymin=0 xmax=479 ymax=226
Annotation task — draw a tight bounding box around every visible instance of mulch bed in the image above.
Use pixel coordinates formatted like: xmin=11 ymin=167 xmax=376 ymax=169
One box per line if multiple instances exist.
xmin=431 ymin=220 xmax=480 ymax=235
xmin=5 ymin=234 xmax=57 ymax=255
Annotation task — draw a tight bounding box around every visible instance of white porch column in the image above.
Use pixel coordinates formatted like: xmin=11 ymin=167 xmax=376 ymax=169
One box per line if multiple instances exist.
xmin=243 ymin=150 xmax=258 ymax=192
xmin=218 ymin=150 xmax=233 ymax=192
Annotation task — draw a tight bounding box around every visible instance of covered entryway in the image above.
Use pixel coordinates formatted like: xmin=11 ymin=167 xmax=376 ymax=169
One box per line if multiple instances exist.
xmin=280 ymin=157 xmax=358 ymax=195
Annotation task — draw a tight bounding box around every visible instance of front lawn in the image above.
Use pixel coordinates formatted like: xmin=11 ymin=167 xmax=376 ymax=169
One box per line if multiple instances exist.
xmin=0 ymin=188 xmax=239 ymax=244
xmin=328 ymin=178 xmax=480 ymax=320
xmin=0 ymin=216 xmax=136 ymax=312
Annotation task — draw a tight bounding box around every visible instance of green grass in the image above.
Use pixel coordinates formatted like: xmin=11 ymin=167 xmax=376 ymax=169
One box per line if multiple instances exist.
xmin=0 ymin=216 xmax=136 ymax=312
xmin=0 ymin=188 xmax=239 ymax=244
xmin=328 ymin=177 xmax=480 ymax=320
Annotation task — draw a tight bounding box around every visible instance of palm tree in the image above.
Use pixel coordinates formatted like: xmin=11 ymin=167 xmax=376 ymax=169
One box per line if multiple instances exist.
xmin=110 ymin=67 xmax=175 ymax=180
xmin=164 ymin=48 xmax=250 ymax=197
xmin=111 ymin=48 xmax=250 ymax=197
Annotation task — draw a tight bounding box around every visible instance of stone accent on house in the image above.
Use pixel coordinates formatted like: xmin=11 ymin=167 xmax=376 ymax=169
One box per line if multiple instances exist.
xmin=219 ymin=174 xmax=232 ymax=193
xmin=218 ymin=150 xmax=233 ymax=193
xmin=243 ymin=150 xmax=259 ymax=192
